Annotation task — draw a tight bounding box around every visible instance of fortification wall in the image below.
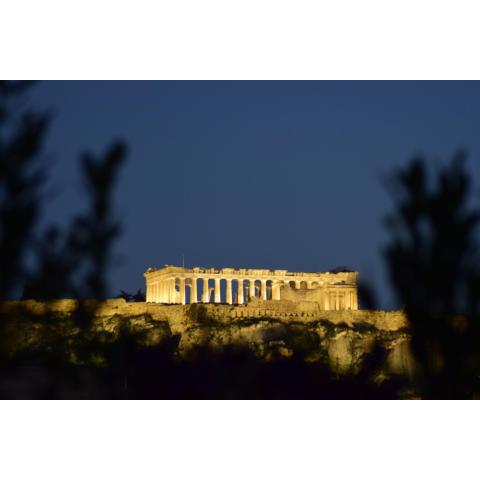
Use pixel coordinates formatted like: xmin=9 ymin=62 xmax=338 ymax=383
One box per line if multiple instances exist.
xmin=0 ymin=298 xmax=408 ymax=332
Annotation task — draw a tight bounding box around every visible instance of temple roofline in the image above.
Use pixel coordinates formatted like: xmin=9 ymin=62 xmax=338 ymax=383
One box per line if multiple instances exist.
xmin=145 ymin=265 xmax=358 ymax=278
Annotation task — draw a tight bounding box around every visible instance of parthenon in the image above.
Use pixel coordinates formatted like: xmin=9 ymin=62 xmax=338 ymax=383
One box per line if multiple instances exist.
xmin=144 ymin=265 xmax=359 ymax=311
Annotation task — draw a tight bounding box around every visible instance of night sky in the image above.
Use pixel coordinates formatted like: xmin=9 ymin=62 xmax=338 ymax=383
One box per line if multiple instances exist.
xmin=29 ymin=81 xmax=480 ymax=307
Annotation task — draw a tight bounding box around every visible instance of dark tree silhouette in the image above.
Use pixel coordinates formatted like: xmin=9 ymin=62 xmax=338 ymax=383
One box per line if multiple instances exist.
xmin=384 ymin=153 xmax=480 ymax=398
xmin=329 ymin=266 xmax=355 ymax=273
xmin=0 ymin=81 xmax=49 ymax=300
xmin=1 ymin=81 xmax=126 ymax=302
xmin=22 ymin=144 xmax=126 ymax=301
xmin=0 ymin=81 xmax=128 ymax=392
xmin=117 ymin=289 xmax=146 ymax=302
xmin=74 ymin=143 xmax=125 ymax=299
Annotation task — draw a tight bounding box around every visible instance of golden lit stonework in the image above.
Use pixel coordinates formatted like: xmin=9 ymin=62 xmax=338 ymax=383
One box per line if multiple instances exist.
xmin=144 ymin=265 xmax=358 ymax=310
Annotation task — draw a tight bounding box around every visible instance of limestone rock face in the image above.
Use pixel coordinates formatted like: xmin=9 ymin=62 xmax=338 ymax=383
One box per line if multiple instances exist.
xmin=328 ymin=331 xmax=357 ymax=374
xmin=174 ymin=316 xmax=413 ymax=377
xmin=385 ymin=337 xmax=416 ymax=377
xmin=0 ymin=300 xmax=414 ymax=378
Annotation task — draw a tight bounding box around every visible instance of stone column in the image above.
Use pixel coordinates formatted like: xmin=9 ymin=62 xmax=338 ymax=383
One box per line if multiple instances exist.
xmin=165 ymin=280 xmax=170 ymax=302
xmin=214 ymin=278 xmax=221 ymax=303
xmin=261 ymin=279 xmax=267 ymax=300
xmin=307 ymin=281 xmax=313 ymax=289
xmin=324 ymin=289 xmax=330 ymax=310
xmin=163 ymin=281 xmax=168 ymax=303
xmin=179 ymin=278 xmax=186 ymax=305
xmin=352 ymin=288 xmax=358 ymax=310
xmin=237 ymin=279 xmax=244 ymax=304
xmin=249 ymin=279 xmax=255 ymax=299
xmin=202 ymin=278 xmax=209 ymax=303
xmin=295 ymin=280 xmax=301 ymax=289
xmin=191 ymin=277 xmax=197 ymax=303
xmin=226 ymin=278 xmax=233 ymax=304
xmin=272 ymin=282 xmax=281 ymax=300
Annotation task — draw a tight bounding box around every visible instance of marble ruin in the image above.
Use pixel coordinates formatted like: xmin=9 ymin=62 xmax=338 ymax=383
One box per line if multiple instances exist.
xmin=144 ymin=265 xmax=359 ymax=310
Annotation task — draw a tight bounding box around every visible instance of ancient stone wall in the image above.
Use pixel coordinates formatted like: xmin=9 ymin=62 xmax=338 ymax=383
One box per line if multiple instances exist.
xmin=0 ymin=298 xmax=408 ymax=332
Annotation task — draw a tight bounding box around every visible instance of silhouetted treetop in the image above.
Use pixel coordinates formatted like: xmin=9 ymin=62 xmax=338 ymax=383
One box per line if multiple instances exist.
xmin=384 ymin=152 xmax=480 ymax=398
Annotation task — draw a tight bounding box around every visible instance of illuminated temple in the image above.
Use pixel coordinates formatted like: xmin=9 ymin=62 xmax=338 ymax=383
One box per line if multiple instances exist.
xmin=145 ymin=265 xmax=359 ymax=311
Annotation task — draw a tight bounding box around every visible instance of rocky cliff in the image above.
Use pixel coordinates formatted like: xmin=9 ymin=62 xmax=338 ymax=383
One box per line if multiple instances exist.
xmin=0 ymin=299 xmax=415 ymax=379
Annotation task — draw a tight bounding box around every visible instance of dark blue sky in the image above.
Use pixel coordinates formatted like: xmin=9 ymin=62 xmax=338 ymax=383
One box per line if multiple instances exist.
xmin=29 ymin=81 xmax=480 ymax=307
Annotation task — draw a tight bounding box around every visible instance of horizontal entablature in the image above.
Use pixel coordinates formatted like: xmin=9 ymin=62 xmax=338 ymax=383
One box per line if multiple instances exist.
xmin=145 ymin=265 xmax=358 ymax=285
